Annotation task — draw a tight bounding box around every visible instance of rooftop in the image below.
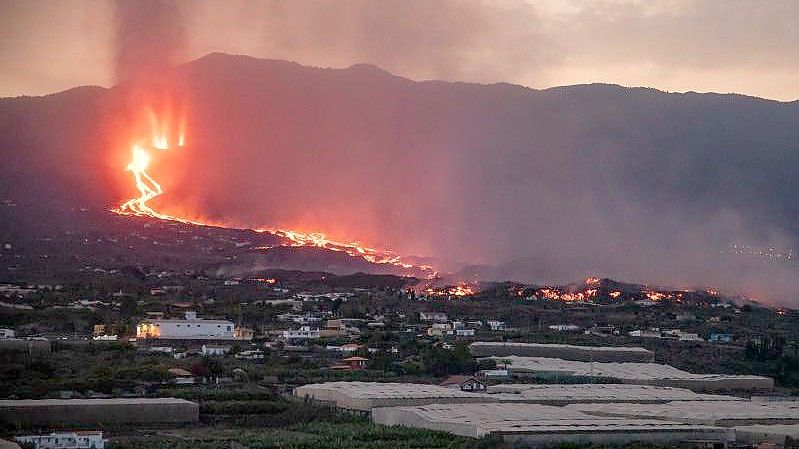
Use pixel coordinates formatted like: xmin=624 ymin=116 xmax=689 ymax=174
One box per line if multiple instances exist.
xmin=470 ymin=341 xmax=654 ymax=362
xmin=488 ymin=384 xmax=744 ymax=404
xmin=140 ymin=318 xmax=234 ymax=325
xmin=568 ymin=401 xmax=799 ymax=425
xmin=472 ymin=341 xmax=652 ymax=354
xmin=372 ymin=402 xmax=726 ymax=437
xmin=0 ymin=398 xmax=195 ymax=406
xmin=494 ymin=356 xmax=772 ymax=383
xmin=296 ymin=381 xmax=486 ymax=400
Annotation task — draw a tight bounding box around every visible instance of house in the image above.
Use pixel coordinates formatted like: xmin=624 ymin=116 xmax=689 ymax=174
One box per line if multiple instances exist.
xmin=709 ymin=333 xmax=733 ymax=343
xmin=321 ymin=319 xmax=362 ymax=337
xmin=628 ymin=329 xmax=661 ymax=338
xmin=487 ymin=320 xmax=506 ymax=331
xmin=0 ymin=328 xmax=15 ymax=339
xmin=16 ymin=431 xmax=105 ymax=449
xmin=427 ymin=323 xmax=454 ymax=336
xmin=331 ymin=356 xmax=369 ymax=370
xmin=420 ymin=311 xmax=448 ymax=322
xmin=291 ymin=315 xmax=322 ymax=325
xmin=147 ymin=345 xmax=174 ymax=355
xmin=440 ymin=375 xmax=487 ymax=392
xmin=136 ymin=311 xmax=235 ymax=340
xmin=201 ymin=344 xmax=231 ymax=356
xmin=168 ymin=368 xmax=196 ymax=385
xmin=549 ymin=324 xmax=581 ymax=332
xmin=455 ymin=328 xmax=475 ymax=337
xmin=92 ymin=335 xmax=118 ymax=341
xmin=339 ymin=343 xmax=362 ymax=353
xmin=281 ymin=326 xmax=320 ymax=341
xmin=235 ymin=349 xmax=265 ymax=359
xmin=588 ymin=325 xmax=619 ymax=336
xmin=664 ymin=329 xmax=704 ymax=341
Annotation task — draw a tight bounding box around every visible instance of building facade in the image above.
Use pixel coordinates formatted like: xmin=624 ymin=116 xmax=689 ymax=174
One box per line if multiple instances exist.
xmin=15 ymin=431 xmax=105 ymax=449
xmin=136 ymin=311 xmax=234 ymax=340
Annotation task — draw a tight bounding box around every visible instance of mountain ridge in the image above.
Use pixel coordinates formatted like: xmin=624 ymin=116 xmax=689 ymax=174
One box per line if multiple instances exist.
xmin=1 ymin=52 xmax=798 ymax=303
xmin=5 ymin=52 xmax=797 ymax=105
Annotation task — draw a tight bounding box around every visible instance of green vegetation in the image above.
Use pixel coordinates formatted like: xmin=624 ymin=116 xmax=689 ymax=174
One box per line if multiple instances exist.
xmin=108 ymin=422 xmax=500 ymax=449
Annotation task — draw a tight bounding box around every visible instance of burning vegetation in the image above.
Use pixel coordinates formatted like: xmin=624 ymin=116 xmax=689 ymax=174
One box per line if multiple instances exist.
xmin=420 ymin=282 xmax=478 ymax=298
xmin=489 ymin=276 xmax=725 ymax=305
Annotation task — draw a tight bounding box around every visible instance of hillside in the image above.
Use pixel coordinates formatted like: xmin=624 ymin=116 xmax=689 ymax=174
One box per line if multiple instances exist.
xmin=1 ymin=53 xmax=798 ymax=302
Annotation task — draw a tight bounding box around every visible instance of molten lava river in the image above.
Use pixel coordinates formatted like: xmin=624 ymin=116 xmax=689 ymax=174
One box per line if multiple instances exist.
xmin=112 ymin=109 xmax=438 ymax=279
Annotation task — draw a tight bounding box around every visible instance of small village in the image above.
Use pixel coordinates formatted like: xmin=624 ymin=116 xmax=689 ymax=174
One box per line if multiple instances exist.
xmin=1 ymin=262 xmax=798 ymax=448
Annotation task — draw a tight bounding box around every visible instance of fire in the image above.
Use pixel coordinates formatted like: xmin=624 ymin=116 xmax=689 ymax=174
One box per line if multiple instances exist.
xmin=422 ymin=282 xmax=477 ymax=298
xmin=644 ymin=290 xmax=674 ymax=301
xmin=536 ymin=287 xmax=598 ymax=302
xmin=113 ymin=108 xmax=436 ymax=278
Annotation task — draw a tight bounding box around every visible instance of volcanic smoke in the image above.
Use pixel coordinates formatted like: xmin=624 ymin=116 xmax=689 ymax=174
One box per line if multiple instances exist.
xmin=112 ymin=108 xmax=437 ymax=278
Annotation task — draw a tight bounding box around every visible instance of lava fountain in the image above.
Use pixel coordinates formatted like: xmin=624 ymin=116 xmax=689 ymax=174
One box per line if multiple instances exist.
xmin=112 ymin=108 xmax=438 ymax=279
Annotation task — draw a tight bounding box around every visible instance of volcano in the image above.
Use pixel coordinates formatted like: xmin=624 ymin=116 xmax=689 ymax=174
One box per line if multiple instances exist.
xmin=1 ymin=53 xmax=799 ymax=304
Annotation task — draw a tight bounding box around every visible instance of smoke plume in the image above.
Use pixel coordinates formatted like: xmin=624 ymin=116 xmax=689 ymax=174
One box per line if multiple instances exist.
xmin=113 ymin=0 xmax=186 ymax=82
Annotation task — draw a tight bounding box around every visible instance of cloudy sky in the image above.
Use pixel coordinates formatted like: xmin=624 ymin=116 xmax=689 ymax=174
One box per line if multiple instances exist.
xmin=1 ymin=0 xmax=797 ymax=100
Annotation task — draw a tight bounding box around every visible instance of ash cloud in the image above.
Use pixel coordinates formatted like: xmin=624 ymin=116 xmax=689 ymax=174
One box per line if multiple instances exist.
xmin=113 ymin=0 xmax=186 ymax=82
xmin=148 ymin=58 xmax=799 ymax=305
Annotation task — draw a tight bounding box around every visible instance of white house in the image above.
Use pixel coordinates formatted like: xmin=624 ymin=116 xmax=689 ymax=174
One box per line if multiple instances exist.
xmin=235 ymin=349 xmax=265 ymax=359
xmin=420 ymin=311 xmax=448 ymax=322
xmin=147 ymin=345 xmax=175 ymax=354
xmin=291 ymin=315 xmax=322 ymax=325
xmin=664 ymin=329 xmax=704 ymax=341
xmin=281 ymin=326 xmax=320 ymax=340
xmin=455 ymin=328 xmax=475 ymax=337
xmin=202 ymin=344 xmax=232 ymax=356
xmin=549 ymin=324 xmax=581 ymax=332
xmin=136 ymin=311 xmax=235 ymax=340
xmin=16 ymin=431 xmax=105 ymax=449
xmin=0 ymin=328 xmax=14 ymax=339
xmin=487 ymin=320 xmax=506 ymax=331
xmin=427 ymin=323 xmax=454 ymax=337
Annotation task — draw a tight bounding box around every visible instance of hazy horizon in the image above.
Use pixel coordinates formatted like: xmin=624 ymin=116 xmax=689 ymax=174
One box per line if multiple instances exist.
xmin=1 ymin=0 xmax=797 ymax=101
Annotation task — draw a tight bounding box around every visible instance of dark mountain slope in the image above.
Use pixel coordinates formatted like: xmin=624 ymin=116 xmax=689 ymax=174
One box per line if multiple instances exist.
xmin=1 ymin=53 xmax=798 ymax=302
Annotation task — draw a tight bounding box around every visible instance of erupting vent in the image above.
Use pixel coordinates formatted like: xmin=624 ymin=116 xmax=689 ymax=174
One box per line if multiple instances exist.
xmin=111 ymin=108 xmax=438 ymax=279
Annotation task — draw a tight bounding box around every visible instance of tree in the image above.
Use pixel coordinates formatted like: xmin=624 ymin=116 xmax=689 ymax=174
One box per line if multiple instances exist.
xmin=421 ymin=343 xmax=477 ymax=377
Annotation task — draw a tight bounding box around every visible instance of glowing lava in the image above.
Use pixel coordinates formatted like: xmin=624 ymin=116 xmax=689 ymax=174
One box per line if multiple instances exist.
xmin=113 ymin=110 xmax=436 ymax=278
xmin=422 ymin=282 xmax=477 ymax=298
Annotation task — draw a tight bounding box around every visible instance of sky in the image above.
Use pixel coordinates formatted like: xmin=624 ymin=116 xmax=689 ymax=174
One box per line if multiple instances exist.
xmin=0 ymin=0 xmax=797 ymax=101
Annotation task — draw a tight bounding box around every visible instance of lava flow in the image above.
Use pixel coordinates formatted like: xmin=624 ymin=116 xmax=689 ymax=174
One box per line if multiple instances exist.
xmin=112 ymin=110 xmax=437 ymax=278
